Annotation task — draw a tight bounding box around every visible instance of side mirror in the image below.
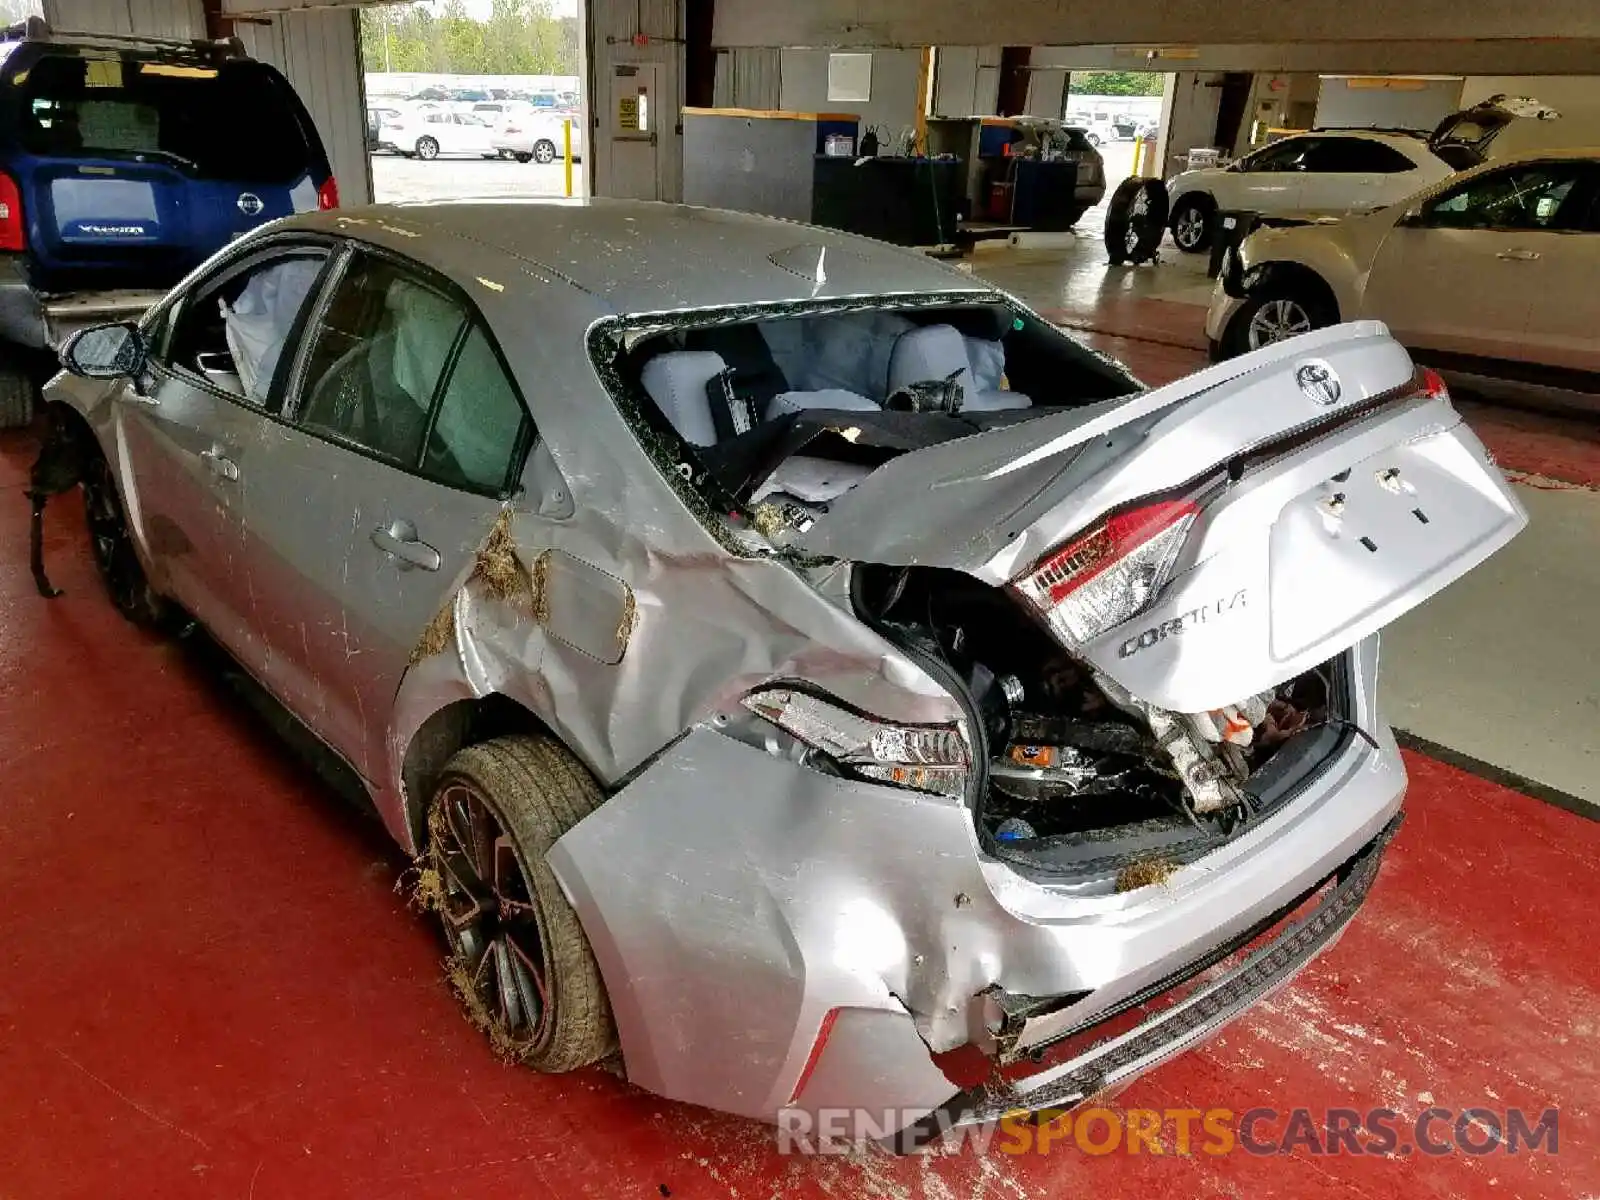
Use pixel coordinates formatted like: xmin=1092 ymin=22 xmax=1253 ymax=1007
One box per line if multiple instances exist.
xmin=60 ymin=322 xmax=147 ymax=380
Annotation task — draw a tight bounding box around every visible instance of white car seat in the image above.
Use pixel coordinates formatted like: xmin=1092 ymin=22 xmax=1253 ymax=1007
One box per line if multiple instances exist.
xmin=888 ymin=324 xmax=1031 ymax=412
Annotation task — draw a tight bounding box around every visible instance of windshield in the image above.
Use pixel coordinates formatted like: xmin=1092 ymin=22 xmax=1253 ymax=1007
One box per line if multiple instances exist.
xmin=9 ymin=54 xmax=314 ymax=182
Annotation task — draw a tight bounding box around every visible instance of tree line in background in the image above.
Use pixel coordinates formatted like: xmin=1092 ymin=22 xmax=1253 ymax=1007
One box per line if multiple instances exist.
xmin=1070 ymin=71 xmax=1166 ymax=97
xmin=360 ymin=0 xmax=579 ymax=77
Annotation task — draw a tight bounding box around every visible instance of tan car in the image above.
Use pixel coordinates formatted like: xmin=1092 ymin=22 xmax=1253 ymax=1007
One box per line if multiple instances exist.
xmin=1205 ymin=149 xmax=1600 ymax=403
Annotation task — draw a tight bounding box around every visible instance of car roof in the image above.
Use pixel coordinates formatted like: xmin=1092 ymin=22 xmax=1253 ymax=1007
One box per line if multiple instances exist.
xmin=292 ymin=199 xmax=994 ymax=316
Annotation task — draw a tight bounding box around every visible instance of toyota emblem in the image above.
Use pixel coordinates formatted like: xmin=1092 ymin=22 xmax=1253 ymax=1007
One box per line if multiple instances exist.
xmin=237 ymin=192 xmax=264 ymax=217
xmin=1295 ymin=360 xmax=1342 ymax=407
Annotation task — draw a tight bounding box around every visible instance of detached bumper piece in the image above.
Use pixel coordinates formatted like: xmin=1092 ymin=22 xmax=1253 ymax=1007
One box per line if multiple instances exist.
xmin=894 ymin=815 xmax=1401 ymax=1152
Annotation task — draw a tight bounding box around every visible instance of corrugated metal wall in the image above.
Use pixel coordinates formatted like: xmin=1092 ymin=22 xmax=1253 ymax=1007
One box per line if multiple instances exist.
xmin=712 ymin=47 xmax=779 ymax=110
xmin=236 ymin=10 xmax=372 ymax=206
xmin=44 ymin=0 xmax=204 ymax=39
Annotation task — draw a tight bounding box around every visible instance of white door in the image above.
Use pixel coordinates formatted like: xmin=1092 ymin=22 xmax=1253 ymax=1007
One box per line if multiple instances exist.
xmin=1361 ymin=161 xmax=1594 ymax=363
xmin=1296 ymin=136 xmax=1421 ymax=215
xmin=608 ymin=63 xmax=659 ymax=201
xmin=1226 ymin=138 xmax=1311 ymax=216
xmin=1515 ymin=166 xmax=1600 ymax=374
xmin=452 ymin=113 xmax=496 ymax=154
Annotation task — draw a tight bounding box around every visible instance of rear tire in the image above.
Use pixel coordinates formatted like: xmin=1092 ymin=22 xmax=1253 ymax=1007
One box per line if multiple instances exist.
xmin=1170 ymin=195 xmax=1215 ymax=253
xmin=1220 ymin=281 xmax=1336 ymax=358
xmin=532 ymin=139 xmax=557 ymax=165
xmin=81 ymin=445 xmax=168 ymax=626
xmin=425 ymin=735 xmax=616 ymax=1073
xmin=0 ymin=367 xmax=33 ymax=429
xmin=514 ymin=152 xmax=534 ymax=164
xmin=416 ymin=136 xmax=440 ymax=161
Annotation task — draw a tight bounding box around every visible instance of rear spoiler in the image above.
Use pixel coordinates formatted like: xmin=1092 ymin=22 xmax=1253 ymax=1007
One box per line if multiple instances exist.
xmin=0 ymin=16 xmax=245 ymax=62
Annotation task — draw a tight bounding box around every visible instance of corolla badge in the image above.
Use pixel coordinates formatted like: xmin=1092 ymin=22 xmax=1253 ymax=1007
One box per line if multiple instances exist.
xmin=236 ymin=192 xmax=264 ymax=216
xmin=1295 ymin=359 xmax=1342 ymax=407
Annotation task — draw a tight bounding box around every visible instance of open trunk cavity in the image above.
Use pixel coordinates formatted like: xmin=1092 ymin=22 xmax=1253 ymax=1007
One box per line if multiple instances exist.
xmin=854 ymin=563 xmax=1351 ymax=881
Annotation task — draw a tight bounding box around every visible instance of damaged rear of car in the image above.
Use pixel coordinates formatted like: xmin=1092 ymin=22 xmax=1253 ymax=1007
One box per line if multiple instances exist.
xmin=546 ymin=287 xmax=1525 ymax=1144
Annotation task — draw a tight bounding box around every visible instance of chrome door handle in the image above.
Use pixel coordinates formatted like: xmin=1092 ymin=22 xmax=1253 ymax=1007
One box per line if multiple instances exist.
xmin=199 ymin=446 xmax=238 ymax=481
xmin=371 ymin=520 xmax=442 ymax=571
xmin=1496 ymin=248 xmax=1541 ymax=261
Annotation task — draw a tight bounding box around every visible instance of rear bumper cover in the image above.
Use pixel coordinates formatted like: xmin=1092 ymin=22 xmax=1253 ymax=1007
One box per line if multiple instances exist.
xmin=0 ymin=256 xmax=163 ymax=351
xmin=892 ymin=812 xmax=1400 ymax=1150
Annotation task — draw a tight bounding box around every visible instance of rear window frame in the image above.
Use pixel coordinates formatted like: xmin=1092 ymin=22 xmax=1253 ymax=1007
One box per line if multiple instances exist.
xmin=0 ymin=47 xmax=321 ymax=184
xmin=586 ymin=292 xmax=1142 ymax=559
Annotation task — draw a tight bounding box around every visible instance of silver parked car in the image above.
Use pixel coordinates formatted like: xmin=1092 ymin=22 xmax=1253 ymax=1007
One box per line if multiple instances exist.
xmin=42 ymin=201 xmax=1524 ymax=1147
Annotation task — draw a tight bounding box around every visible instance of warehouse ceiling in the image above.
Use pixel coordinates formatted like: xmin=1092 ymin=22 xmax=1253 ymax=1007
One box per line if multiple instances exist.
xmin=712 ymin=0 xmax=1600 ymax=48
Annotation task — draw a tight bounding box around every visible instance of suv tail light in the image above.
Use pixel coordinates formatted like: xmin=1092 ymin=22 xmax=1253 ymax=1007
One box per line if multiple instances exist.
xmin=0 ymin=172 xmax=24 ymax=252
xmin=317 ymin=176 xmax=340 ymax=210
xmin=1013 ymin=499 xmax=1199 ymax=647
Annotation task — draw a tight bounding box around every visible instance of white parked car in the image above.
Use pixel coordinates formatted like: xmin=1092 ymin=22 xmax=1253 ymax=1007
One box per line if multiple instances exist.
xmin=1204 ymin=148 xmax=1600 ymax=397
xmin=1166 ymin=130 xmax=1456 ymax=252
xmin=493 ymin=110 xmax=584 ymax=165
xmin=380 ymin=108 xmax=500 ymax=161
xmin=1066 ymin=113 xmax=1118 ymax=148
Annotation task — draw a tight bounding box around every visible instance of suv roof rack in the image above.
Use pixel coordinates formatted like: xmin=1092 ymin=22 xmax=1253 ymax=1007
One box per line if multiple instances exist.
xmin=1 ymin=16 xmax=245 ymax=61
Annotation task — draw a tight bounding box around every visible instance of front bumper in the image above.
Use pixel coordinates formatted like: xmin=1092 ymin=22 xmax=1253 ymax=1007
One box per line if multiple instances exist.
xmin=893 ymin=812 xmax=1400 ymax=1149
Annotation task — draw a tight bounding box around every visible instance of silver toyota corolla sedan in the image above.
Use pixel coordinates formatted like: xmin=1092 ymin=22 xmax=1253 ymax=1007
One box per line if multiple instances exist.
xmin=41 ymin=199 xmax=1525 ymax=1149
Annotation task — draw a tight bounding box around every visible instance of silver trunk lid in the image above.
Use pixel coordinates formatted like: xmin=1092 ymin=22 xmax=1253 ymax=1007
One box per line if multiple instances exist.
xmin=796 ymin=322 xmax=1526 ymax=713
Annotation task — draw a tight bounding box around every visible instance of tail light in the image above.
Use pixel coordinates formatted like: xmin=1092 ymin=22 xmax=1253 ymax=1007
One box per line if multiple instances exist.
xmin=0 ymin=171 xmax=24 ymax=252
xmin=1417 ymin=367 xmax=1448 ymax=398
xmin=317 ymin=176 xmax=339 ymax=210
xmin=1013 ymin=499 xmax=1199 ymax=647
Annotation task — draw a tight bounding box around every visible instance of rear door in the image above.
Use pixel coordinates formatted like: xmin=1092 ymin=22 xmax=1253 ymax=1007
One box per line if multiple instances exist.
xmin=1361 ymin=160 xmax=1592 ymax=361
xmin=4 ymin=51 xmax=328 ymax=288
xmin=1297 ymin=137 xmax=1422 ymax=214
xmin=236 ymin=247 xmax=533 ymax=778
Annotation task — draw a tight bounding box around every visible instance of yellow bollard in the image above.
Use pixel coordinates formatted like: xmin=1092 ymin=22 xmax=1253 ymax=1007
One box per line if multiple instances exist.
xmin=1132 ymin=136 xmax=1145 ymax=178
xmin=564 ymin=118 xmax=573 ymax=197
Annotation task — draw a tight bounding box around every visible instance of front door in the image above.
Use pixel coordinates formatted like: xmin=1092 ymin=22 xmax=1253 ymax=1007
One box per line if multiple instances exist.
xmin=1362 ymin=160 xmax=1594 ymax=362
xmin=237 ymin=248 xmax=533 ymax=779
xmin=118 ymin=246 xmax=329 ymax=654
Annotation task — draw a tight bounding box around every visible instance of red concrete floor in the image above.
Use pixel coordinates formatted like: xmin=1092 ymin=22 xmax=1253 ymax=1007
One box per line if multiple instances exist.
xmin=3 ymin=415 xmax=1599 ymax=1199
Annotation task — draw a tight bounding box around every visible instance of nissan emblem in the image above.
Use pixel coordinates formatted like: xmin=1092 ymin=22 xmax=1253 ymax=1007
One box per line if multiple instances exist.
xmin=236 ymin=192 xmax=264 ymax=217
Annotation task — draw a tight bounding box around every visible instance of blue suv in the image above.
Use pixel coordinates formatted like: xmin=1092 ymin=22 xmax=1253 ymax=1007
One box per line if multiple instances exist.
xmin=0 ymin=18 xmax=336 ymax=426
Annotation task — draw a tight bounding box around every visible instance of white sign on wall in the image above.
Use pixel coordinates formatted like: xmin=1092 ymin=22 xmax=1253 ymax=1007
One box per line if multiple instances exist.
xmin=827 ymin=53 xmax=872 ymax=103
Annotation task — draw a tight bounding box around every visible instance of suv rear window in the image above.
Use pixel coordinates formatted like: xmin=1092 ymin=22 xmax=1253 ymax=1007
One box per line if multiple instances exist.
xmin=10 ymin=54 xmax=313 ymax=182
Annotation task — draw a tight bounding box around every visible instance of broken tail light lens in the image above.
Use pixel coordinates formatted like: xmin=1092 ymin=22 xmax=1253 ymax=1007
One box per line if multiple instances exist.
xmin=1013 ymin=499 xmax=1199 ymax=647
xmin=742 ymin=688 xmax=971 ymax=798
xmin=317 ymin=176 xmax=340 ymax=211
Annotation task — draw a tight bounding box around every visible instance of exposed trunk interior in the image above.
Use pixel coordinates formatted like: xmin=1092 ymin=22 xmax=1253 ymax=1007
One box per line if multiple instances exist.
xmin=854 ymin=563 xmax=1351 ymax=882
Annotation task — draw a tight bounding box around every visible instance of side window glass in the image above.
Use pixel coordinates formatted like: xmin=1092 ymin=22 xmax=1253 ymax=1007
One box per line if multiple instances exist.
xmin=1305 ymin=138 xmax=1415 ymax=173
xmin=161 ymin=252 xmax=326 ymax=406
xmin=296 ymin=254 xmax=468 ymax=467
xmin=422 ymin=324 xmax=530 ymax=493
xmin=1424 ymin=165 xmax=1586 ymax=231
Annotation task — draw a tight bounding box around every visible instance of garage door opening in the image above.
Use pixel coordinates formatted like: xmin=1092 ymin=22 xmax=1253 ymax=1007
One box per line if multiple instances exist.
xmin=359 ymin=0 xmax=586 ymax=203
xmin=1065 ymin=70 xmax=1168 ymax=233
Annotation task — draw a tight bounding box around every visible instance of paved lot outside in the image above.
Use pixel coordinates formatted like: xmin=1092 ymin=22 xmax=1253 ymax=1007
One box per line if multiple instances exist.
xmin=371 ymin=152 xmax=578 ymax=204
